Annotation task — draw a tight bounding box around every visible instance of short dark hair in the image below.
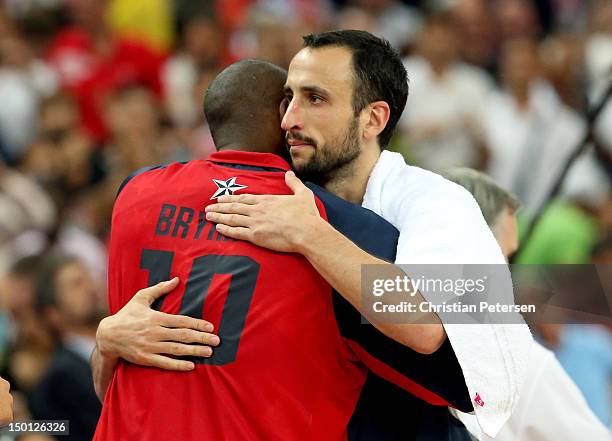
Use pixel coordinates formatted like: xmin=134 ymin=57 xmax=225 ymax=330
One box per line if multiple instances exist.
xmin=9 ymin=254 xmax=44 ymax=279
xmin=204 ymin=59 xmax=287 ymax=150
xmin=35 ymin=253 xmax=79 ymax=312
xmin=302 ymin=30 xmax=408 ymax=148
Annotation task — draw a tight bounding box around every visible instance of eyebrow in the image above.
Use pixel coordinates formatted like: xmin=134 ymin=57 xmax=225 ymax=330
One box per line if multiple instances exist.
xmin=283 ymin=84 xmax=329 ymax=97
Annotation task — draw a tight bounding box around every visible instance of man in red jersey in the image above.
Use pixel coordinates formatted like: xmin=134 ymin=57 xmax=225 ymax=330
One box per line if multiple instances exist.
xmin=93 ymin=60 xmax=471 ymax=441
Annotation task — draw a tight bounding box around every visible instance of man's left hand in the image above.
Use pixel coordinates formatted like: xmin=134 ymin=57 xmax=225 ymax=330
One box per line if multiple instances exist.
xmin=205 ymin=171 xmax=320 ymax=252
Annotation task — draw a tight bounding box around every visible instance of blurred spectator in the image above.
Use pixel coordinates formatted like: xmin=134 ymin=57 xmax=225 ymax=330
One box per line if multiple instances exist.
xmin=495 ymin=0 xmax=542 ymax=42
xmin=102 ymin=84 xmax=162 ymax=173
xmin=102 ymin=84 xmax=185 ymax=176
xmin=553 ymin=0 xmax=590 ymax=31
xmin=38 ymin=93 xmax=81 ymax=139
xmin=539 ymin=33 xmax=585 ymax=110
xmin=26 ymin=84 xmax=189 ymax=289
xmin=399 ymin=14 xmax=493 ymax=171
xmin=0 ymin=30 xmax=58 ymax=164
xmin=1 ymin=255 xmax=55 ymax=398
xmin=251 ymin=0 xmax=333 ymax=26
xmin=0 ymin=23 xmax=58 ymax=99
xmin=188 ymin=69 xmax=219 ymax=160
xmin=336 ymin=5 xmax=376 ymax=33
xmin=0 ymin=8 xmax=16 ymax=39
xmin=13 ymin=6 xmax=64 ymax=59
xmin=18 ymin=92 xmax=108 ymax=288
xmin=163 ymin=13 xmax=222 ymax=129
xmin=1 ymin=256 xmax=45 ymax=341
xmin=450 ymin=0 xmax=498 ymax=72
xmin=0 ymin=160 xmax=56 ymax=275
xmin=210 ymin=0 xmax=254 ymax=31
xmin=3 ymin=1 xmax=63 ymax=18
xmin=53 ymin=187 xmax=110 ymax=294
xmin=238 ymin=10 xmax=287 ymax=66
xmin=29 ymin=254 xmax=102 ymax=441
xmin=0 ymin=67 xmax=38 ymax=163
xmin=23 ymin=93 xmax=100 ymax=211
xmin=352 ymin=0 xmax=423 ymax=51
xmin=586 ymin=1 xmax=612 ymax=175
xmin=444 ymin=167 xmax=520 ymax=259
xmin=46 ymin=0 xmax=165 ymax=141
xmin=482 ymin=38 xmax=608 ymax=216
xmin=53 ymin=83 xmax=187 ymax=278
xmin=233 ymin=5 xmax=323 ymax=69
xmin=583 ymin=0 xmax=612 ymax=97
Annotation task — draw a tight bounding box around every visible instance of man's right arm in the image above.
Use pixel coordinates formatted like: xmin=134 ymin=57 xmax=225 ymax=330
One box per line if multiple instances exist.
xmin=91 ymin=278 xmax=221 ymax=402
xmin=91 ymin=344 xmax=118 ymax=403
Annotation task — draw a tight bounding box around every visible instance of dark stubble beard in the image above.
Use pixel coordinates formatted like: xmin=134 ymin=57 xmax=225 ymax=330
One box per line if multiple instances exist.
xmin=292 ymin=117 xmax=361 ymax=185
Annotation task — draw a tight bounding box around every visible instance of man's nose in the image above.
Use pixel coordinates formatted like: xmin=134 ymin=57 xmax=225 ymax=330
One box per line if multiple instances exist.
xmin=281 ymin=98 xmax=302 ymax=132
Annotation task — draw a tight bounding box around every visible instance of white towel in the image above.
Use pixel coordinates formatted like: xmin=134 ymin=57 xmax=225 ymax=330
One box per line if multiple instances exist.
xmin=362 ymin=151 xmax=533 ymax=437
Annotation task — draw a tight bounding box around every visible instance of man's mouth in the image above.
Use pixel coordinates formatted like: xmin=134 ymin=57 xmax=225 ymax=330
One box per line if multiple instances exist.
xmin=288 ymin=141 xmax=311 ymax=147
xmin=286 ymin=138 xmax=315 ymax=151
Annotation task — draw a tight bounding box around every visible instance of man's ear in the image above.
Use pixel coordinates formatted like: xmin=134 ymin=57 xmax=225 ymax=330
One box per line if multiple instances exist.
xmin=361 ymin=101 xmax=390 ymax=143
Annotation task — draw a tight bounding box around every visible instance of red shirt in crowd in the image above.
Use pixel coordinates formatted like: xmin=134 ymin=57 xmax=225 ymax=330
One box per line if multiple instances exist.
xmin=46 ymin=27 xmax=164 ymax=140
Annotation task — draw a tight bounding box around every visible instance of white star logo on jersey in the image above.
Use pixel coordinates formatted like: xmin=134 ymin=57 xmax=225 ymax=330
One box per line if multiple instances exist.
xmin=210 ymin=177 xmax=248 ymax=200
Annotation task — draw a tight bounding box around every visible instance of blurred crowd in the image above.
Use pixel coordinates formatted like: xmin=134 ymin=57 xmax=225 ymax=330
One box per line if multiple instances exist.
xmin=0 ymin=0 xmax=610 ymax=439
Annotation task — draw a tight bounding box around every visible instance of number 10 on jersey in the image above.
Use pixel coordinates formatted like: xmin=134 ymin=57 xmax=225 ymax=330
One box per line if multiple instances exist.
xmin=140 ymin=249 xmax=260 ymax=365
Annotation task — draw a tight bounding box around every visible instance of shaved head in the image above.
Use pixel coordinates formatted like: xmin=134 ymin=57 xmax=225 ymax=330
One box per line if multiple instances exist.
xmin=204 ymin=60 xmax=288 ymax=154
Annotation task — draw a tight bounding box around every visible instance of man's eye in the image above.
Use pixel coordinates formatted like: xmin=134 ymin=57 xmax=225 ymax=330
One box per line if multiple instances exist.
xmin=310 ymin=95 xmax=323 ymax=104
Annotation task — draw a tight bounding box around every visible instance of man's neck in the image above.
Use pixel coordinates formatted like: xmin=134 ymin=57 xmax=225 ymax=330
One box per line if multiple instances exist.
xmin=217 ymin=144 xmax=278 ymax=155
xmin=324 ymin=146 xmax=381 ymax=205
xmin=62 ymin=329 xmax=97 ymax=362
xmin=217 ymin=143 xmax=254 ymax=152
xmin=511 ymin=86 xmax=530 ymax=111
